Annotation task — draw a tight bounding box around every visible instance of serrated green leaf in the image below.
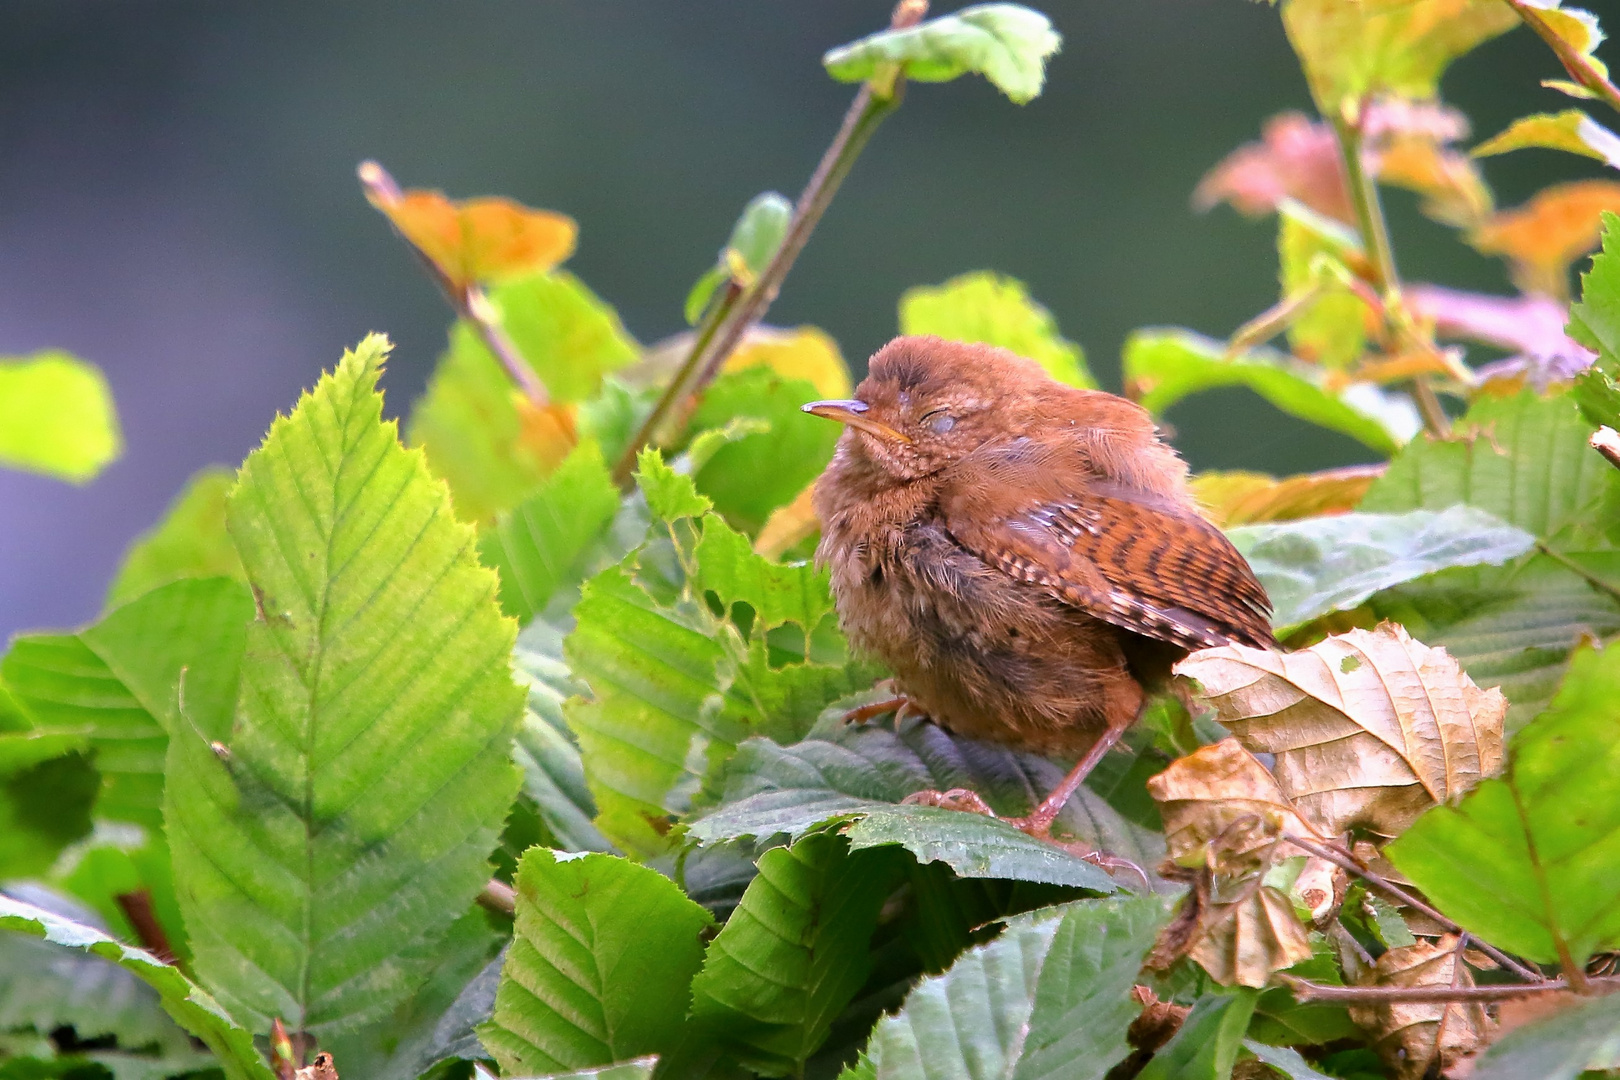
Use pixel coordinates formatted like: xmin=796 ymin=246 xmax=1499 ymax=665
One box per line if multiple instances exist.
xmin=523 ymin=1061 xmax=659 ymax=1080
xmin=1361 ymin=388 xmax=1620 ymax=727
xmin=0 ymin=894 xmax=275 ymax=1080
xmin=50 ymin=831 xmax=188 ymax=968
xmin=635 ymin=449 xmax=713 ymax=522
xmin=690 ymin=367 xmax=840 ymax=534
xmin=1571 ymin=211 xmax=1620 ymax=356
xmin=687 ymin=707 xmax=1157 ymax=892
xmin=1474 ymin=109 xmax=1620 ymax=169
xmin=1280 ymin=0 xmax=1517 ymax=113
xmin=687 ymin=834 xmax=903 ymax=1077
xmin=0 ymin=351 xmax=121 ymax=483
xmin=106 ymin=467 xmax=244 ymax=608
xmin=1469 ymin=988 xmax=1620 ymax=1080
xmin=823 ymin=3 xmax=1061 ymax=104
xmin=409 ymin=272 xmax=637 ymax=521
xmin=1243 ymin=1041 xmax=1337 ymax=1080
xmin=852 ymin=895 xmax=1167 ymax=1080
xmin=1386 ymin=642 xmax=1620 ymax=969
xmin=513 ymin=619 xmax=611 ymax=853
xmin=898 ymin=272 xmax=1094 ymax=389
xmin=0 ymin=743 xmax=96 ymax=880
xmin=3 ymin=577 xmax=253 ymax=829
xmin=480 ymin=441 xmax=622 ymax=625
xmin=166 ymin=336 xmax=524 ymax=1036
xmin=1123 ymin=330 xmax=1417 ymax=455
xmin=1229 ymin=506 xmax=1534 ymax=632
xmin=1137 ymin=989 xmax=1259 ymax=1080
xmin=480 ymin=849 xmax=711 ymax=1075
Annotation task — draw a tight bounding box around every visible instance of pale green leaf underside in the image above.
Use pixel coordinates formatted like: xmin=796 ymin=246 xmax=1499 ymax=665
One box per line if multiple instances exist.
xmin=0 ymin=350 xmax=122 ymax=483
xmin=1229 ymin=506 xmax=1534 ymax=631
xmin=1124 ymin=330 xmax=1416 ymax=454
xmin=0 ymin=894 xmax=275 ymax=1080
xmin=852 ymin=896 xmax=1167 ymax=1080
xmin=480 ymin=848 xmax=712 ymax=1075
xmin=823 ymin=3 xmax=1061 ymax=104
xmin=166 ymin=335 xmax=523 ymax=1035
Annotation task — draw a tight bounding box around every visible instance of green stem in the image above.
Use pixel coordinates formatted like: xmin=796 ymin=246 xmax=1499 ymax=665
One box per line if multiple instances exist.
xmin=1332 ymin=115 xmax=1450 ymax=438
xmin=1506 ymin=0 xmax=1620 ymax=116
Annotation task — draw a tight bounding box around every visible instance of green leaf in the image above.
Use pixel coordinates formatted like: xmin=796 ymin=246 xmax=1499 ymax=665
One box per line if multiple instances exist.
xmin=686 ymin=192 xmax=793 ymax=325
xmin=1474 ymin=110 xmax=1620 ymax=169
xmin=686 ymin=834 xmax=903 ymax=1077
xmin=1386 ymin=642 xmax=1620 ymax=969
xmin=480 ymin=442 xmax=623 ymax=625
xmin=1122 ymin=330 xmax=1417 ymax=455
xmin=0 ymin=741 xmax=95 ymax=879
xmin=1242 ymin=1041 xmax=1337 ymax=1080
xmin=50 ymin=832 xmax=188 ymax=968
xmin=3 ymin=577 xmax=253 ymax=829
xmin=523 ymin=1062 xmax=658 ymax=1080
xmin=513 ymin=619 xmax=612 ymax=853
xmin=823 ymin=3 xmax=1061 ymax=104
xmin=690 ymin=367 xmax=840 ymax=534
xmin=0 ymin=351 xmax=121 ymax=483
xmin=688 ymin=705 xmax=1156 ymax=892
xmin=1228 ymin=506 xmax=1535 ymax=632
xmin=409 ymin=272 xmax=637 ymax=521
xmin=635 ymin=448 xmax=713 ymax=522
xmin=0 ymin=886 xmax=190 ymax=1055
xmin=1280 ymin=0 xmax=1517 ymax=113
xmin=851 ymin=895 xmax=1168 ymax=1079
xmin=0 ymin=894 xmax=276 ymax=1080
xmin=1361 ymin=388 xmax=1620 ymax=727
xmin=106 ymin=467 xmax=244 ymax=607
xmin=1278 ymin=205 xmax=1367 ymax=370
xmin=480 ymin=848 xmax=713 ymax=1075
xmin=1469 ymin=989 xmax=1620 ymax=1080
xmin=165 ymin=335 xmax=524 ymax=1036
xmin=1571 ymin=211 xmax=1620 ymax=357
xmin=1136 ymin=989 xmax=1258 ymax=1080
xmin=898 ymin=272 xmax=1094 ymax=388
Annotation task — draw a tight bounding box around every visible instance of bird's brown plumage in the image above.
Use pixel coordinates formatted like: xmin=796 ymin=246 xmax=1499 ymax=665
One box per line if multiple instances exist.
xmin=808 ymin=335 xmax=1274 ymax=759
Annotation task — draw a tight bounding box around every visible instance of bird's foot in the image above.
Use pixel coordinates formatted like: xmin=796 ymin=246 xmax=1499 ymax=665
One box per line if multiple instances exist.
xmin=900 ymin=788 xmax=998 ymax=816
xmin=1003 ymin=812 xmax=1152 ymax=889
xmin=843 ymin=693 xmax=925 ymax=726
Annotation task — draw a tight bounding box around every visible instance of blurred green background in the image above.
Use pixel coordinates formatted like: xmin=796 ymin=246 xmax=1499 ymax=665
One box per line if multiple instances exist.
xmin=0 ymin=1 xmax=1586 ymax=637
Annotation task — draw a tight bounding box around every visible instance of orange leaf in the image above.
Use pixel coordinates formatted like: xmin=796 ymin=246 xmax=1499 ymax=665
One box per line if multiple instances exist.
xmin=1469 ymin=179 xmax=1620 ymax=299
xmin=514 ymin=397 xmax=578 ymax=473
xmin=363 ymin=165 xmax=577 ymax=293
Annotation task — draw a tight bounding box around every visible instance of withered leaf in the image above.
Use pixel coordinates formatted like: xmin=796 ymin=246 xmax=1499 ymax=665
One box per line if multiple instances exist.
xmin=1347 ymin=936 xmax=1493 ymax=1080
xmin=1177 ymin=624 xmax=1506 ymax=837
xmin=1189 ymin=885 xmax=1316 ymax=990
xmin=1146 ymin=739 xmax=1324 ymax=870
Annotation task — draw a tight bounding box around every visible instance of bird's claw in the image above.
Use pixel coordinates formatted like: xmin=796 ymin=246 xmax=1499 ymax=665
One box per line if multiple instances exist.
xmin=901 ymin=788 xmax=998 ymax=816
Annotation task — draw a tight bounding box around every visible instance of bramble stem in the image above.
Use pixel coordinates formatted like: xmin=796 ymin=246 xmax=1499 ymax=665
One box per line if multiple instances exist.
xmin=1283 ymin=832 xmax=1545 ymax=983
xmin=358 ymin=160 xmax=549 ymax=406
xmin=612 ymin=0 xmax=923 ymax=480
xmin=1505 ymin=0 xmax=1620 ymax=116
xmin=1331 ymin=115 xmax=1450 ymax=438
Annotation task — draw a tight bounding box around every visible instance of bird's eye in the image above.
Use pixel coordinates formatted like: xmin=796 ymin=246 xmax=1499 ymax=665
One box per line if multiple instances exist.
xmin=923 ymin=409 xmax=955 ymax=434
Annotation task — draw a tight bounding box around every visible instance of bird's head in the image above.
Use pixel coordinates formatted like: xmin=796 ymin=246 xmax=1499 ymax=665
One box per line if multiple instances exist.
xmin=803 ymin=335 xmax=1051 ymax=480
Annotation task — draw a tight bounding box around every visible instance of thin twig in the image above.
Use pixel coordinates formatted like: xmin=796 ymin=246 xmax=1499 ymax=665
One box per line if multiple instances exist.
xmin=1505 ymin=0 xmax=1620 ymax=116
xmin=478 ymin=879 xmax=517 ymax=916
xmin=1282 ymin=833 xmax=1545 ymax=982
xmin=1592 ymin=427 xmax=1620 ymax=472
xmin=1280 ymin=973 xmax=1620 ymax=1004
xmin=114 ymin=890 xmax=175 ymax=965
xmin=614 ymin=0 xmax=925 ymax=476
xmin=358 ymin=160 xmax=549 ymax=406
xmin=1535 ymin=540 xmax=1620 ymax=604
xmin=1331 ymin=114 xmax=1451 ymax=438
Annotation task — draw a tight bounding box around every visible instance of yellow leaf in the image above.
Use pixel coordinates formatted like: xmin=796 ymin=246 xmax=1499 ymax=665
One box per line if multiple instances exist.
xmin=1191 ymin=465 xmax=1382 ymax=527
xmin=1177 ymin=623 xmax=1507 ymax=837
xmin=1347 ymin=936 xmax=1494 ymax=1080
xmin=1472 ymin=109 xmax=1620 ymax=168
xmin=1469 ymin=180 xmax=1620 ymax=299
xmin=899 ymin=271 xmax=1093 ymax=388
xmin=362 ymin=163 xmax=577 ymax=293
xmin=722 ymin=325 xmax=852 ymax=400
xmin=1374 ymin=136 xmax=1493 ymax=227
xmin=754 ymin=481 xmax=820 ymax=560
xmin=1281 ymin=0 xmax=1518 ymax=114
xmin=1188 ymin=886 xmax=1315 ymax=989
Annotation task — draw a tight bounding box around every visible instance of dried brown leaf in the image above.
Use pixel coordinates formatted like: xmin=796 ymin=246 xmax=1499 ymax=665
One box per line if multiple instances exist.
xmin=1176 ymin=623 xmax=1507 ymax=837
xmin=1348 ymin=936 xmax=1494 ymax=1080
xmin=1189 ymin=885 xmax=1316 ymax=989
xmin=1146 ymin=739 xmax=1324 ymax=870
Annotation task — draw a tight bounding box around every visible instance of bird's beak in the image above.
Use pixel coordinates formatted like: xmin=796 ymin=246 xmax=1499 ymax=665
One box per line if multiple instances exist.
xmin=801 ymin=399 xmax=911 ymax=443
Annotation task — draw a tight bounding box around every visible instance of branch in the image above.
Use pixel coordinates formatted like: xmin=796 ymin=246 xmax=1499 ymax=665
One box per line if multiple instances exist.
xmin=1535 ymin=539 xmax=1620 ymax=604
xmin=1282 ymin=833 xmax=1546 ymax=983
xmin=478 ymin=878 xmax=517 ymax=916
xmin=1592 ymin=426 xmax=1620 ymax=472
xmin=114 ymin=889 xmax=175 ymax=965
xmin=1280 ymin=973 xmax=1620 ymax=1004
xmin=611 ymin=0 xmax=924 ymax=481
xmin=358 ymin=160 xmax=549 ymax=406
xmin=1505 ymin=0 xmax=1620 ymax=117
xmin=1331 ymin=114 xmax=1451 ymax=438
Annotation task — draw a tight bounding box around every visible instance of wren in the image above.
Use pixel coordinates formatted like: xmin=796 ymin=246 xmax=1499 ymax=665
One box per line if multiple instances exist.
xmin=804 ymin=335 xmax=1274 ymax=841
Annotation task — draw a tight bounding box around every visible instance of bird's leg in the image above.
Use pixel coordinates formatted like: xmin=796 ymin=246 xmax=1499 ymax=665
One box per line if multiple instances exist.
xmin=901 ymin=788 xmax=998 ymax=816
xmin=843 ymin=695 xmax=908 ymax=725
xmin=1008 ymin=714 xmax=1133 ymax=839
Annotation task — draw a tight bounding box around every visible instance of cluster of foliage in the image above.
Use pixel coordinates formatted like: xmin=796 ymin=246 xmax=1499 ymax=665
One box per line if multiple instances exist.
xmin=9 ymin=2 xmax=1620 ymax=1078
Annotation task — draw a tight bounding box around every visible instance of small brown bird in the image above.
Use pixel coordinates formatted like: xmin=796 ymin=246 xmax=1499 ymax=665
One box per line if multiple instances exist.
xmin=804 ymin=335 xmax=1274 ymax=841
